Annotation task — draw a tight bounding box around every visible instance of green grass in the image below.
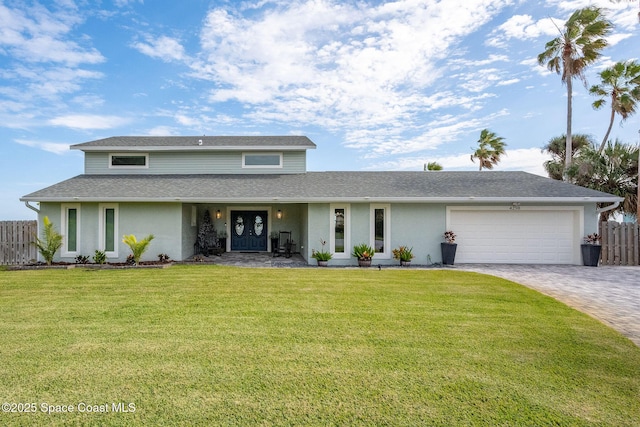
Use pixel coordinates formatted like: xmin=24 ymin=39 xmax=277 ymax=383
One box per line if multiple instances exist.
xmin=1 ymin=266 xmax=639 ymax=426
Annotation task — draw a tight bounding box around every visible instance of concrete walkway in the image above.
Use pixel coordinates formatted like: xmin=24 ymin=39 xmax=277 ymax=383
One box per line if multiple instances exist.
xmin=191 ymin=252 xmax=309 ymax=268
xmin=457 ymin=264 xmax=640 ymax=347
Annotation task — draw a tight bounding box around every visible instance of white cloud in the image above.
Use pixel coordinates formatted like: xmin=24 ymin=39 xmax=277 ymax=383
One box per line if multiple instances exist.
xmin=0 ymin=4 xmax=104 ymax=65
xmin=497 ymin=78 xmax=520 ymax=86
xmin=354 ymin=108 xmax=510 ymax=160
xmin=49 ymin=114 xmax=131 ymax=130
xmin=131 ymin=35 xmax=187 ymax=62
xmin=522 ymin=57 xmax=551 ymax=77
xmin=607 ymin=32 xmax=634 ymax=46
xmin=114 ymin=0 xmax=143 ymax=7
xmin=71 ymin=94 xmax=105 ymax=108
xmin=497 ymin=148 xmax=551 ymax=176
xmin=15 ymin=139 xmax=70 ymax=155
xmin=146 ymin=126 xmax=179 ymax=136
xmin=0 ymin=2 xmax=106 ymax=130
xmin=187 ymin=0 xmax=515 ymax=155
xmin=449 ymin=54 xmax=510 ymax=68
xmin=486 ymin=15 xmax=559 ymax=48
xmin=368 ymin=147 xmax=551 ymax=176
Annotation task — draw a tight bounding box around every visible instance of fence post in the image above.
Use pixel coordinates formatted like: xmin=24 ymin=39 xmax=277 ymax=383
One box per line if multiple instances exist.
xmin=631 ymin=222 xmax=640 ymax=265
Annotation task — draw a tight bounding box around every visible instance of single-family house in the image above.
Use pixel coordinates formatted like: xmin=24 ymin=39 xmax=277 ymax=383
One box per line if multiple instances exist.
xmin=21 ymin=136 xmax=621 ymax=265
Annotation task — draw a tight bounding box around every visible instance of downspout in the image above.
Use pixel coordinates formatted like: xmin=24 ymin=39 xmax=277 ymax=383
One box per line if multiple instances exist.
xmin=596 ymin=201 xmax=620 ymax=215
xmin=24 ymin=201 xmax=40 ymax=213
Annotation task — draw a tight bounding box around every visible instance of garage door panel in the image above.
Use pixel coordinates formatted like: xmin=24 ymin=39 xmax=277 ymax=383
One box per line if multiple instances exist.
xmin=450 ymin=209 xmax=577 ymax=264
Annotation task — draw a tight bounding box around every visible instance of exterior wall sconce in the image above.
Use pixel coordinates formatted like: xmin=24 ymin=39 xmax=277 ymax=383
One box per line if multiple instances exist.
xmin=276 ymin=209 xmax=282 ymax=219
xmin=216 ymin=209 xmax=222 ymax=219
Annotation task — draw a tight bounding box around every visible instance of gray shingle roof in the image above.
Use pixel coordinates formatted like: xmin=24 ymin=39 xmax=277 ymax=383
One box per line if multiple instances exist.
xmin=21 ymin=171 xmax=621 ymax=202
xmin=71 ymin=136 xmax=316 ymax=150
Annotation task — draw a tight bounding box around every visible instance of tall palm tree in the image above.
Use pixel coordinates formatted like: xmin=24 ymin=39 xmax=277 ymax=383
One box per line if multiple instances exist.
xmin=424 ymin=161 xmax=443 ymax=171
xmin=542 ymin=133 xmax=595 ymax=180
xmin=590 ymin=60 xmax=640 ymax=153
xmin=537 ymin=7 xmax=612 ymax=180
xmin=470 ymin=129 xmax=507 ymax=171
xmin=569 ymin=139 xmax=638 ymax=221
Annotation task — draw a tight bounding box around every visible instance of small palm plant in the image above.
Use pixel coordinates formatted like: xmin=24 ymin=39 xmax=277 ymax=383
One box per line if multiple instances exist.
xmin=392 ymin=246 xmax=414 ymax=264
xmin=122 ymin=234 xmax=155 ymax=265
xmin=34 ymin=216 xmax=63 ymax=265
xmin=352 ymin=243 xmax=374 ymax=260
xmin=311 ymin=239 xmax=332 ymax=263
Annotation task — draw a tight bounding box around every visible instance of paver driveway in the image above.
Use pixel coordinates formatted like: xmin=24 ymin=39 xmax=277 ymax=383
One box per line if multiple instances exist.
xmin=458 ymin=264 xmax=640 ymax=347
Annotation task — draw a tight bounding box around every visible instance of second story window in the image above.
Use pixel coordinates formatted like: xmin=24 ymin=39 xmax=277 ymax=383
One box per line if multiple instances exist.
xmin=242 ymin=153 xmax=283 ymax=168
xmin=110 ymin=154 xmax=148 ymax=168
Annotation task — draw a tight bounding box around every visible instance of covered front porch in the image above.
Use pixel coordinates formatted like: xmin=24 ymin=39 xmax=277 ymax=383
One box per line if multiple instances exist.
xmin=184 ymin=203 xmax=308 ymax=260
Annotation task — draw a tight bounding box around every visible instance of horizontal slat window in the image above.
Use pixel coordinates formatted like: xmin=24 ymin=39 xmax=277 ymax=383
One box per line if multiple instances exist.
xmin=242 ymin=153 xmax=283 ymax=168
xmin=110 ymin=154 xmax=148 ymax=168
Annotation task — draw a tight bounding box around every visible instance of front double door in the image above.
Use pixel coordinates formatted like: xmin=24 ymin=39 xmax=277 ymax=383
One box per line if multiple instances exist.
xmin=230 ymin=211 xmax=268 ymax=251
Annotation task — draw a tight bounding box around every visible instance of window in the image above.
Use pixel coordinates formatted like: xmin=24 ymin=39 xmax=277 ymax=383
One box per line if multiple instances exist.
xmin=99 ymin=204 xmax=118 ymax=257
xmin=370 ymin=204 xmax=390 ymax=258
xmin=61 ymin=204 xmax=80 ymax=256
xmin=330 ymin=204 xmax=350 ymax=259
xmin=242 ymin=153 xmax=283 ymax=168
xmin=109 ymin=153 xmax=148 ymax=168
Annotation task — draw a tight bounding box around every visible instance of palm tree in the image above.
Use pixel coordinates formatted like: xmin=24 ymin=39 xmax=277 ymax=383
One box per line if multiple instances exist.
xmin=537 ymin=7 xmax=612 ymax=179
xmin=470 ymin=129 xmax=507 ymax=171
xmin=424 ymin=161 xmax=443 ymax=171
xmin=590 ymin=60 xmax=640 ymax=153
xmin=569 ymin=139 xmax=638 ymax=221
xmin=122 ymin=234 xmax=155 ymax=265
xmin=542 ymin=133 xmax=594 ymax=180
xmin=34 ymin=216 xmax=63 ymax=266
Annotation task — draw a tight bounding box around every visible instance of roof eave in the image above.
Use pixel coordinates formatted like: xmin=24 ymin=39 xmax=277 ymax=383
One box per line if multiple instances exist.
xmin=71 ymin=145 xmax=316 ymax=152
xmin=20 ymin=196 xmax=624 ymax=203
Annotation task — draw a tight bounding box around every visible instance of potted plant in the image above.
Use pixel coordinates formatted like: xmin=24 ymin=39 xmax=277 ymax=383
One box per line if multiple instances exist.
xmin=441 ymin=230 xmax=457 ymax=265
xmin=581 ymin=233 xmax=601 ymax=267
xmin=311 ymin=239 xmax=332 ymax=267
xmin=392 ymin=245 xmax=414 ymax=266
xmin=352 ymin=243 xmax=374 ymax=267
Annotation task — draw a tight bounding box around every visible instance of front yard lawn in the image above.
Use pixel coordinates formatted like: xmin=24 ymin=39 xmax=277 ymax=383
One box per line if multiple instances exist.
xmin=1 ymin=266 xmax=639 ymax=426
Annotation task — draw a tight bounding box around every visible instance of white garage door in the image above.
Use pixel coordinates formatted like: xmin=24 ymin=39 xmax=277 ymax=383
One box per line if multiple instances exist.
xmin=449 ymin=208 xmax=579 ymax=264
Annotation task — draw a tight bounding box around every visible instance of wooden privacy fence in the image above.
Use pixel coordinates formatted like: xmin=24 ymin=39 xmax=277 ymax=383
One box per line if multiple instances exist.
xmin=599 ymin=221 xmax=640 ymax=266
xmin=0 ymin=221 xmax=37 ymax=265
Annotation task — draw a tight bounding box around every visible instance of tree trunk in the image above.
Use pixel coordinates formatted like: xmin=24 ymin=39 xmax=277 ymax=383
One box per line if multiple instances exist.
xmin=564 ymin=77 xmax=573 ymax=181
xmin=598 ymin=103 xmax=616 ymax=154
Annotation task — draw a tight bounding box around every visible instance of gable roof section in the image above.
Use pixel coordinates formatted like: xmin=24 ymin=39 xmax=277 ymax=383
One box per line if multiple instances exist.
xmin=71 ymin=136 xmax=317 ymax=151
xmin=21 ymin=171 xmax=621 ymax=203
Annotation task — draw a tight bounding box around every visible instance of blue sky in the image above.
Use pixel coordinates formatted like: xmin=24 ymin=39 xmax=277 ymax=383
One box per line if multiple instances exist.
xmin=1 ymin=0 xmax=638 ymax=220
